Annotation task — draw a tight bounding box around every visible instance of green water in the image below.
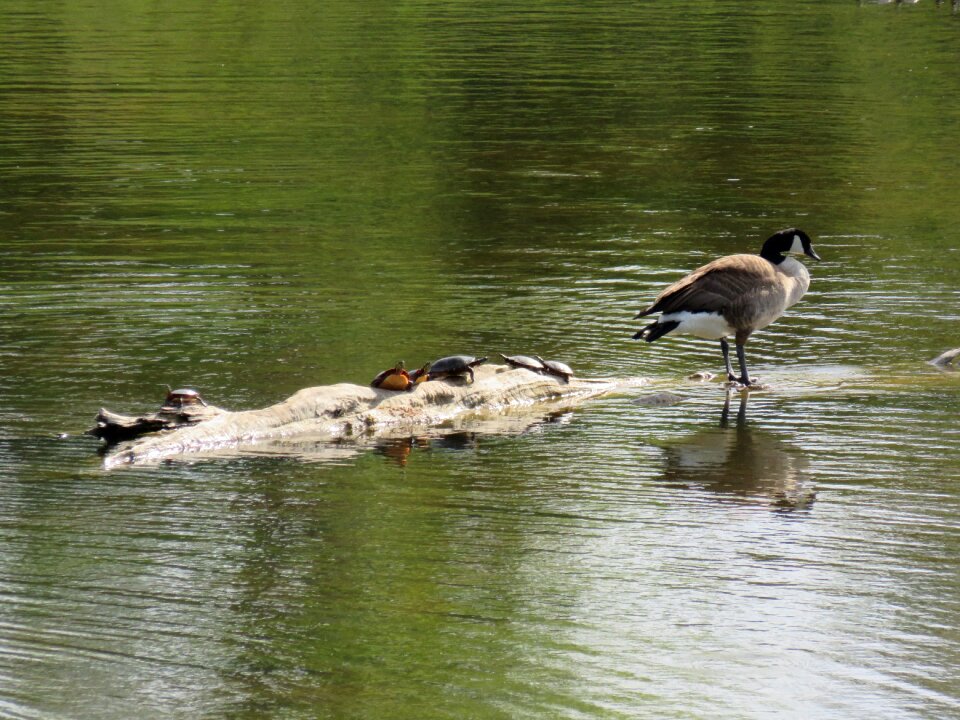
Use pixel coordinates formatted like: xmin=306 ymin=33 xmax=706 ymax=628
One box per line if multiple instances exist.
xmin=2 ymin=1 xmax=960 ymax=718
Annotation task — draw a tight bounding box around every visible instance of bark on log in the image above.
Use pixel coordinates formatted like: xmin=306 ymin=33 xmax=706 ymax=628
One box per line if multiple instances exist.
xmin=94 ymin=364 xmax=628 ymax=468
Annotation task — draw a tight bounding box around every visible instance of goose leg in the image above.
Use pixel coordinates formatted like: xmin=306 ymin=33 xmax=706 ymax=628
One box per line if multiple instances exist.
xmin=720 ymin=338 xmax=736 ymax=381
xmin=736 ymin=343 xmax=751 ymax=386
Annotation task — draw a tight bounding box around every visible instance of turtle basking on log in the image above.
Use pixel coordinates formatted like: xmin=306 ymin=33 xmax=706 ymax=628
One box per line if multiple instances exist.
xmin=162 ymin=386 xmax=208 ymax=411
xmin=424 ymin=355 xmax=487 ymax=383
xmin=89 ymin=386 xmax=222 ymax=444
xmin=499 ymin=354 xmax=546 ymax=373
xmin=409 ymin=363 xmax=431 ymax=385
xmin=535 ymin=356 xmax=574 ymax=383
xmin=371 ymin=361 xmax=412 ymax=391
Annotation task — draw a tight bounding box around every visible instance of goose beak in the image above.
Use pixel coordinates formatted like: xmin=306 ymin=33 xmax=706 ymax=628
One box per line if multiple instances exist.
xmin=806 ymin=247 xmax=822 ymax=262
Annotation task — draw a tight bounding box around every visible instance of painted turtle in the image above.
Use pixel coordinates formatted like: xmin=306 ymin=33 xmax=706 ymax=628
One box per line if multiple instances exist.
xmin=162 ymin=386 xmax=207 ymax=410
xmin=499 ymin=353 xmax=545 ymax=373
xmin=535 ymin=356 xmax=574 ymax=382
xmin=426 ymin=355 xmax=488 ymax=383
xmin=408 ymin=363 xmax=431 ymax=385
xmin=371 ymin=361 xmax=412 ymax=391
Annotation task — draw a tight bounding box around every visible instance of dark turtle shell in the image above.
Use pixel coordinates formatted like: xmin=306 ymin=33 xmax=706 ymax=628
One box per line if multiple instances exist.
xmin=499 ymin=353 xmax=545 ymax=373
xmin=535 ymin=356 xmax=574 ymax=381
xmin=427 ymin=355 xmax=488 ymax=383
xmin=163 ymin=387 xmax=207 ymax=408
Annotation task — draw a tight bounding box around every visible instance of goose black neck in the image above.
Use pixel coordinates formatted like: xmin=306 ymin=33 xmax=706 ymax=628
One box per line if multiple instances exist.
xmin=759 ymin=240 xmax=787 ymax=265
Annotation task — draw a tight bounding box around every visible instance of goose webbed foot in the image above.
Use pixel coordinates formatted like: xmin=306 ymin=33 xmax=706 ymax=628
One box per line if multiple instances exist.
xmin=721 ymin=339 xmax=763 ymax=388
xmin=726 ymin=376 xmax=770 ymax=391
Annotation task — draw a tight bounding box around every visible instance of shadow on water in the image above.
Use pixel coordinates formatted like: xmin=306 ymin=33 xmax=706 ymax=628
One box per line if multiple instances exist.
xmin=660 ymin=392 xmax=816 ymax=512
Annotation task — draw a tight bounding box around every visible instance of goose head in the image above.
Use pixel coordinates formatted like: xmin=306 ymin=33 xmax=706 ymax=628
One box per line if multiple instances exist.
xmin=760 ymin=228 xmax=820 ymax=264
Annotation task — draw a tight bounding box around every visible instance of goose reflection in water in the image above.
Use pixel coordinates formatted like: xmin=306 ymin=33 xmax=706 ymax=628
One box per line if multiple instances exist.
xmin=661 ymin=392 xmax=816 ymax=511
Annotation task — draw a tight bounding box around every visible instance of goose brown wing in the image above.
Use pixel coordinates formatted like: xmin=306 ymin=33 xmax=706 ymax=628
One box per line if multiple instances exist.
xmin=637 ymin=255 xmax=777 ymax=317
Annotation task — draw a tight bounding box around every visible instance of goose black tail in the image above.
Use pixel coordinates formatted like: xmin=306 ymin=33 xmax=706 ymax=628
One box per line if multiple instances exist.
xmin=633 ymin=320 xmax=679 ymax=343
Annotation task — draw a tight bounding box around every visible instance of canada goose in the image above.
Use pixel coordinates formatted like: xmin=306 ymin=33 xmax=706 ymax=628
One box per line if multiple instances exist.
xmin=633 ymin=229 xmax=820 ymax=386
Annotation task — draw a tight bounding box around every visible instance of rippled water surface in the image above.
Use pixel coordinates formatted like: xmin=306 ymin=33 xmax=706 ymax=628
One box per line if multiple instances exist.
xmin=2 ymin=1 xmax=960 ymax=718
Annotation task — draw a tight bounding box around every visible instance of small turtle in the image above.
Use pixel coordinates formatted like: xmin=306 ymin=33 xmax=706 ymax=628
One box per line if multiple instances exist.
xmin=535 ymin=356 xmax=574 ymax=382
xmin=426 ymin=355 xmax=488 ymax=383
xmin=162 ymin=386 xmax=207 ymax=410
xmin=371 ymin=361 xmax=412 ymax=391
xmin=408 ymin=363 xmax=431 ymax=385
xmin=499 ymin=353 xmax=546 ymax=373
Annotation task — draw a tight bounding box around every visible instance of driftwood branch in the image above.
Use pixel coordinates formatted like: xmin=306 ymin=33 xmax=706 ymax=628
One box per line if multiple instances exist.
xmin=92 ymin=365 xmax=628 ymax=468
xmin=930 ymin=347 xmax=960 ymax=367
xmin=89 ymin=405 xmax=227 ymax=444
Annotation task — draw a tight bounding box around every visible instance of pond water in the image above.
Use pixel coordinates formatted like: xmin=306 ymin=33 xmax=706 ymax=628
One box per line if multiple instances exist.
xmin=2 ymin=1 xmax=960 ymax=718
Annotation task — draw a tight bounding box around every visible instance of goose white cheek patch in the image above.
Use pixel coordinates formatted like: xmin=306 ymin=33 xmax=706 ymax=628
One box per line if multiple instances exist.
xmin=790 ymin=234 xmax=805 ymax=254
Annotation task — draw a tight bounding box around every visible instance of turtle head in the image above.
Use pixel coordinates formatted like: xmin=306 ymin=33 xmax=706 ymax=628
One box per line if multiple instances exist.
xmin=410 ymin=363 xmax=430 ymax=382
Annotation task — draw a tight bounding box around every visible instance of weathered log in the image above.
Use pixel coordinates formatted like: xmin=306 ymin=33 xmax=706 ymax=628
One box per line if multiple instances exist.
xmin=930 ymin=347 xmax=960 ymax=367
xmin=95 ymin=364 xmax=631 ymax=468
xmin=88 ymin=404 xmax=227 ymax=444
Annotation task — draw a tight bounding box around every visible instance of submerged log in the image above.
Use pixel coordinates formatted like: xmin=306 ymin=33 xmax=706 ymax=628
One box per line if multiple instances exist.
xmin=930 ymin=347 xmax=960 ymax=367
xmin=94 ymin=364 xmax=628 ymax=468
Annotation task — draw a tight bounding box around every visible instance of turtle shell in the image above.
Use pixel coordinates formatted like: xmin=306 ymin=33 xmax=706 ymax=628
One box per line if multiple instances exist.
xmin=377 ymin=373 xmax=411 ymax=391
xmin=499 ymin=353 xmax=545 ymax=372
xmin=163 ymin=387 xmax=207 ymax=408
xmin=371 ymin=362 xmax=411 ymax=391
xmin=535 ymin=356 xmax=574 ymax=380
xmin=428 ymin=355 xmax=486 ymax=374
xmin=427 ymin=355 xmax=488 ymax=382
